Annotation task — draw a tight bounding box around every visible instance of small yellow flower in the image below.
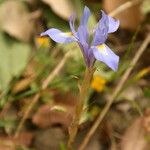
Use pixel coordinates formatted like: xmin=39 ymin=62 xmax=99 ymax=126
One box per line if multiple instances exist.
xmin=136 ymin=66 xmax=150 ymax=79
xmin=35 ymin=36 xmax=50 ymax=48
xmin=91 ymin=75 xmax=106 ymax=92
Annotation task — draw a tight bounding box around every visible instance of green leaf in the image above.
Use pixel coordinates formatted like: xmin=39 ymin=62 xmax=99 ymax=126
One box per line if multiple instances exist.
xmin=0 ymin=0 xmax=5 ymax=5
xmin=0 ymin=33 xmax=30 ymax=90
xmin=59 ymin=142 xmax=67 ymax=150
xmin=144 ymin=88 xmax=150 ymax=98
xmin=0 ymin=119 xmax=17 ymax=128
xmin=141 ymin=0 xmax=150 ymax=14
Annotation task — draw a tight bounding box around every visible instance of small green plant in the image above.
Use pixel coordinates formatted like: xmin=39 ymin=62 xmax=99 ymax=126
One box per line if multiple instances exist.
xmin=41 ymin=6 xmax=120 ymax=149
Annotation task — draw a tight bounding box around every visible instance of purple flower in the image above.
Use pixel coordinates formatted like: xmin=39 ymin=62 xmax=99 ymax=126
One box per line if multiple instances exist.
xmin=41 ymin=6 xmax=120 ymax=71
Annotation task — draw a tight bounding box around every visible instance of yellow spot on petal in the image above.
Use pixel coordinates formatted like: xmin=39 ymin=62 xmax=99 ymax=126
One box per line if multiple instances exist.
xmin=91 ymin=75 xmax=106 ymax=92
xmin=97 ymin=44 xmax=105 ymax=49
xmin=66 ymin=32 xmax=73 ymax=36
xmin=36 ymin=37 xmax=50 ymax=48
xmin=60 ymin=32 xmax=73 ymax=37
xmin=97 ymin=44 xmax=108 ymax=56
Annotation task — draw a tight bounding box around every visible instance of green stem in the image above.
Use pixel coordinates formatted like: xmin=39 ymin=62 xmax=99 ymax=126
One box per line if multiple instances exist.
xmin=67 ymin=67 xmax=95 ymax=150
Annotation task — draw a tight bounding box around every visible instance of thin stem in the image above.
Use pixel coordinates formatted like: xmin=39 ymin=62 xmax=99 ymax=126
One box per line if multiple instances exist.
xmin=14 ymin=51 xmax=72 ymax=138
xmin=67 ymin=67 xmax=95 ymax=150
xmin=79 ymin=33 xmax=150 ymax=150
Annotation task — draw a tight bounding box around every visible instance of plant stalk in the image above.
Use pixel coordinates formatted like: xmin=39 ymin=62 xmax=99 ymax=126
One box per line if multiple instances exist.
xmin=67 ymin=67 xmax=94 ymax=150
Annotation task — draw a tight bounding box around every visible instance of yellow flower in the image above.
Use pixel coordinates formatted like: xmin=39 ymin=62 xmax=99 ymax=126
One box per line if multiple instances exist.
xmin=35 ymin=36 xmax=50 ymax=48
xmin=91 ymin=75 xmax=106 ymax=92
xmin=136 ymin=66 xmax=150 ymax=80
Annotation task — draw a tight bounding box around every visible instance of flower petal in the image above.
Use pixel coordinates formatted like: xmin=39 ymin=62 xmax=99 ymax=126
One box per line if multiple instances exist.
xmin=108 ymin=15 xmax=120 ymax=33
xmin=77 ymin=25 xmax=89 ymax=45
xmin=69 ymin=13 xmax=76 ymax=35
xmin=92 ymin=10 xmax=109 ymax=46
xmin=80 ymin=6 xmax=91 ymax=26
xmin=41 ymin=28 xmax=76 ymax=43
xmin=92 ymin=44 xmax=119 ymax=71
xmin=76 ymin=26 xmax=90 ymax=65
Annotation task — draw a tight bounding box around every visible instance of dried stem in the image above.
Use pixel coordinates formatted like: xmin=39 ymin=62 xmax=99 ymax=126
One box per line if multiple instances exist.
xmin=14 ymin=51 xmax=72 ymax=138
xmin=67 ymin=67 xmax=95 ymax=150
xmin=79 ymin=34 xmax=150 ymax=150
xmin=0 ymin=98 xmax=13 ymax=118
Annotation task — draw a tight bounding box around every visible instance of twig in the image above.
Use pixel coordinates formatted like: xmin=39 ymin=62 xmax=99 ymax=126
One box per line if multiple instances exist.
xmin=79 ymin=34 xmax=150 ymax=150
xmin=14 ymin=50 xmax=72 ymax=138
xmin=0 ymin=98 xmax=13 ymax=118
xmin=109 ymin=0 xmax=142 ymax=17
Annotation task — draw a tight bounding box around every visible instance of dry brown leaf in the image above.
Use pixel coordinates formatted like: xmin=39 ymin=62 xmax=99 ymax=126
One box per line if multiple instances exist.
xmin=0 ymin=0 xmax=35 ymax=42
xmin=32 ymin=92 xmax=76 ymax=128
xmin=23 ymin=60 xmax=37 ymax=77
xmin=42 ymin=0 xmax=74 ymax=20
xmin=143 ymin=108 xmax=150 ymax=133
xmin=32 ymin=104 xmax=73 ymax=128
xmin=16 ymin=132 xmax=33 ymax=146
xmin=0 ymin=132 xmax=33 ymax=150
xmin=120 ymin=118 xmax=148 ymax=150
xmin=33 ymin=128 xmax=66 ymax=150
xmin=12 ymin=76 xmax=34 ymax=94
xmin=103 ymin=0 xmax=144 ymax=30
xmin=0 ymin=140 xmax=15 ymax=150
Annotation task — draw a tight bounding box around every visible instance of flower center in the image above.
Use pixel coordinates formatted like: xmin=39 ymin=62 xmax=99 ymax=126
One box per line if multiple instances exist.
xmin=60 ymin=32 xmax=73 ymax=37
xmin=97 ymin=44 xmax=108 ymax=56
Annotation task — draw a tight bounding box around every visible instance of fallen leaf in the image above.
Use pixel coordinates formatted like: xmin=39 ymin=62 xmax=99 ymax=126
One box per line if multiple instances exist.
xmin=120 ymin=118 xmax=148 ymax=150
xmin=143 ymin=108 xmax=150 ymax=133
xmin=0 ymin=33 xmax=30 ymax=90
xmin=0 ymin=132 xmax=33 ymax=150
xmin=103 ymin=0 xmax=144 ymax=30
xmin=0 ymin=0 xmax=35 ymax=42
xmin=23 ymin=60 xmax=37 ymax=78
xmin=33 ymin=127 xmax=66 ymax=150
xmin=42 ymin=0 xmax=74 ymax=20
xmin=16 ymin=132 xmax=33 ymax=147
xmin=32 ymin=92 xmax=76 ymax=128
xmin=0 ymin=141 xmax=15 ymax=150
xmin=12 ymin=76 xmax=35 ymax=94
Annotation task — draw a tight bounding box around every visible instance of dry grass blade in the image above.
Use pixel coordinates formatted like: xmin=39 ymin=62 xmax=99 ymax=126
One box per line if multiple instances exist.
xmin=79 ymin=34 xmax=150 ymax=150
